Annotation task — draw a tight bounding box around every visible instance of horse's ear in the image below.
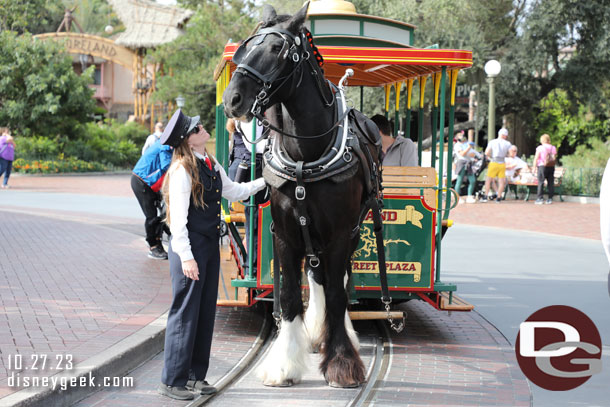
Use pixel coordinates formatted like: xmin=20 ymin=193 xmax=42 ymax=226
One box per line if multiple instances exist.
xmin=286 ymin=1 xmax=309 ymax=34
xmin=262 ymin=5 xmax=277 ymax=25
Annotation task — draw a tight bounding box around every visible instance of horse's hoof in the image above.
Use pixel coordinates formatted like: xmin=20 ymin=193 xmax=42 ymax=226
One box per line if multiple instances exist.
xmin=328 ymin=380 xmax=360 ymax=388
xmin=263 ymin=379 xmax=294 ymax=387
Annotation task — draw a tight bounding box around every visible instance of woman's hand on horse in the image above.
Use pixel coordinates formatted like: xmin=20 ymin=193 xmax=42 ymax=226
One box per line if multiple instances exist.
xmin=182 ymin=259 xmax=200 ymax=280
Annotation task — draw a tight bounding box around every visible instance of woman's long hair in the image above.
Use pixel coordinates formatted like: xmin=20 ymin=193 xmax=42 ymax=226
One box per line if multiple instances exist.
xmin=162 ymin=141 xmax=206 ymax=225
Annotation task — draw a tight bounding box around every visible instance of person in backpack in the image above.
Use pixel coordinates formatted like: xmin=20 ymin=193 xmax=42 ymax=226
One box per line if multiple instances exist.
xmin=532 ymin=133 xmax=557 ymax=205
xmin=0 ymin=128 xmax=16 ymax=189
xmin=131 ymin=136 xmax=174 ymax=259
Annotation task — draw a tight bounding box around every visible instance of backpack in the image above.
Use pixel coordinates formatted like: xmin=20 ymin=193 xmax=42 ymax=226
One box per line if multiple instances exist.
xmin=544 ymin=146 xmax=556 ymax=167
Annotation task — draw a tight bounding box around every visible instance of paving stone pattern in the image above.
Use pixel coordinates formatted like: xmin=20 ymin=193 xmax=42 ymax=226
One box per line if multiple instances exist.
xmin=73 ymin=307 xmax=266 ymax=407
xmin=0 ymin=211 xmax=171 ymax=399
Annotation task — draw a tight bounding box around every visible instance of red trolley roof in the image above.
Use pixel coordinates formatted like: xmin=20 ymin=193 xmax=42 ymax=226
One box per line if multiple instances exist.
xmin=220 ymin=43 xmax=472 ymax=87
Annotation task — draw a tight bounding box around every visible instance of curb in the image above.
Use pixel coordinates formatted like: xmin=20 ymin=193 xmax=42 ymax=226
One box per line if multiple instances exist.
xmin=11 ymin=171 xmax=132 ymax=177
xmin=0 ymin=313 xmax=167 ymax=407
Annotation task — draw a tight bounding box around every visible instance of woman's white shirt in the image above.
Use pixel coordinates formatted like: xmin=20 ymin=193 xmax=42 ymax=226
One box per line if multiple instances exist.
xmin=168 ymin=151 xmax=266 ymax=262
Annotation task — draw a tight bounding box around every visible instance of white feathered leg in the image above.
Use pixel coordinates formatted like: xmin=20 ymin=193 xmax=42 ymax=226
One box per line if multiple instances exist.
xmin=343 ymin=272 xmax=360 ymax=351
xmin=345 ymin=310 xmax=360 ymax=351
xmin=304 ymin=271 xmax=325 ymax=351
xmin=257 ymin=315 xmax=308 ymax=386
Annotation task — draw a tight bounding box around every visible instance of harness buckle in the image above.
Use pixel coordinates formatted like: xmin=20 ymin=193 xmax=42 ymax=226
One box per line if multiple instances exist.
xmin=299 ymin=216 xmax=307 ymax=226
xmin=308 ymin=255 xmax=320 ymax=268
xmin=292 ymin=53 xmax=300 ymax=63
xmin=295 ymin=186 xmax=306 ymax=200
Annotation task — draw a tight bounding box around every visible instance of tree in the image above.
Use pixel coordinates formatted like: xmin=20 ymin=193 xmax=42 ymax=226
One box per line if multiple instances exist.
xmin=0 ymin=31 xmax=96 ymax=138
xmin=150 ymin=0 xmax=256 ymax=132
xmin=0 ymin=0 xmax=64 ymax=34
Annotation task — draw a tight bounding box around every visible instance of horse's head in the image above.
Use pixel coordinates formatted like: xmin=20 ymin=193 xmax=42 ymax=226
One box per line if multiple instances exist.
xmin=223 ymin=3 xmax=310 ymax=121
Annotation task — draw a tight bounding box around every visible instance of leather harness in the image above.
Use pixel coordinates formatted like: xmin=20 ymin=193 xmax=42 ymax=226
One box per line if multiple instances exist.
xmin=232 ymin=25 xmax=398 ymax=330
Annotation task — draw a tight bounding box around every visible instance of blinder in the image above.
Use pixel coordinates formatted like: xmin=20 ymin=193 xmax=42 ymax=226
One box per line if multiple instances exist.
xmin=232 ymin=27 xmax=309 ymax=117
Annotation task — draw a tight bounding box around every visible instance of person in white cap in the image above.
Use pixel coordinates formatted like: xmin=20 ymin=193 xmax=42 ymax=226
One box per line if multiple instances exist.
xmin=481 ymin=127 xmax=511 ymax=202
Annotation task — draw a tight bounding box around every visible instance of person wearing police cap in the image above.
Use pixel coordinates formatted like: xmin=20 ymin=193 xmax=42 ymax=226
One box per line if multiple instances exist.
xmin=157 ymin=109 xmax=266 ymax=400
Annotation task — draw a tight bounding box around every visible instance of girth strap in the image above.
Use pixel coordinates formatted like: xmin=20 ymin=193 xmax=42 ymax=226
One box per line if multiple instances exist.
xmin=295 ymin=161 xmax=320 ymax=268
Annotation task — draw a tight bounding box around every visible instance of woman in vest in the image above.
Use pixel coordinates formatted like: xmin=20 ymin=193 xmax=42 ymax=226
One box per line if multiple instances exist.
xmin=158 ymin=110 xmax=266 ymax=400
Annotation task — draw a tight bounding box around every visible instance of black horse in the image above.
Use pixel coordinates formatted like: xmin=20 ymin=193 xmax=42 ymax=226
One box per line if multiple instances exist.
xmin=223 ymin=3 xmax=382 ymax=388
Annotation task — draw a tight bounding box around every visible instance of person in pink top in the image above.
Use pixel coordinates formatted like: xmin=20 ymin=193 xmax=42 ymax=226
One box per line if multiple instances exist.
xmin=532 ymin=133 xmax=558 ymax=204
xmin=0 ymin=128 xmax=16 ymax=189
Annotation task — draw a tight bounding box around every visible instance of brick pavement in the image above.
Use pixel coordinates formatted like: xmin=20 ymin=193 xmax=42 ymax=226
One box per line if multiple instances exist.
xmin=450 ymin=200 xmax=600 ymax=241
xmin=0 ymin=211 xmax=171 ymax=399
xmin=381 ymin=300 xmax=530 ymax=407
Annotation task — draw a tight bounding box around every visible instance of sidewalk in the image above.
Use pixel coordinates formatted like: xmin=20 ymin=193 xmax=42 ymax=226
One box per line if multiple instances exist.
xmin=0 ymin=209 xmax=171 ymax=403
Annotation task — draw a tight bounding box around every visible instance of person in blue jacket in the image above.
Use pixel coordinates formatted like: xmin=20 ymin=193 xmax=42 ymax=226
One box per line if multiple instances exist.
xmin=131 ymin=137 xmax=173 ymax=259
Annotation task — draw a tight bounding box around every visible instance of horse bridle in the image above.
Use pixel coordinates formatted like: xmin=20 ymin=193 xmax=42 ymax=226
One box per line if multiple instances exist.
xmin=232 ymin=26 xmax=337 ymax=141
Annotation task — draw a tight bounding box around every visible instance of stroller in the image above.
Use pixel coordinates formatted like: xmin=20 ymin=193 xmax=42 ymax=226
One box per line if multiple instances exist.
xmin=454 ymin=154 xmax=489 ymax=200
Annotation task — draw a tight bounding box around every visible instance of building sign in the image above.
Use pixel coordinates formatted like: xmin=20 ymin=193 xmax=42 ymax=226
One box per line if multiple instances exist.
xmin=33 ymin=33 xmax=135 ymax=71
xmin=455 ymin=83 xmax=472 ymax=105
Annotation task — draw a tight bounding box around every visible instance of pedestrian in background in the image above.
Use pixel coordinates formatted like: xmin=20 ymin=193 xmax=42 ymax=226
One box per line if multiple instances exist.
xmin=142 ymin=122 xmax=165 ymax=155
xmin=505 ymin=145 xmax=529 ymax=183
xmin=481 ymin=128 xmax=511 ymax=202
xmin=371 ymin=114 xmax=418 ymax=167
xmin=533 ymin=133 xmax=557 ymax=205
xmin=131 ymin=134 xmax=173 ymax=259
xmin=0 ymin=128 xmax=16 ymax=189
xmin=157 ymin=109 xmax=266 ymax=400
xmin=453 ymin=131 xmax=478 ymax=203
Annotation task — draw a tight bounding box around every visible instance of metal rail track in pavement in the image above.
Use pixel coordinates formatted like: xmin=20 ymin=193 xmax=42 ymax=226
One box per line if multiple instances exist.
xmin=190 ymin=319 xmax=392 ymax=407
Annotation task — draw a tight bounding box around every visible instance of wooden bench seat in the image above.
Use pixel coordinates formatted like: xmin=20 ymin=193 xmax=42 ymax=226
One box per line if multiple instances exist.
xmin=508 ymin=167 xmax=565 ymax=201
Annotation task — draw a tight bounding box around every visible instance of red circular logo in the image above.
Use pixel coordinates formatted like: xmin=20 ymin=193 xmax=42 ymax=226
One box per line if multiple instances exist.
xmin=515 ymin=305 xmax=602 ymax=391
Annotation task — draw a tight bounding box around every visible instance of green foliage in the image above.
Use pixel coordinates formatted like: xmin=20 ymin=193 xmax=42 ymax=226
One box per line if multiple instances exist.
xmin=532 ymin=90 xmax=610 ymax=155
xmin=151 ymin=1 xmax=256 ymax=131
xmin=14 ymin=136 xmax=61 ymax=160
xmin=0 ymin=0 xmax=64 ymax=34
xmin=560 ymin=138 xmax=610 ymax=169
xmin=497 ymin=0 xmax=610 ymax=117
xmin=15 ymin=121 xmax=148 ymax=168
xmin=63 ymin=121 xmax=147 ymax=167
xmin=63 ymin=0 xmax=124 ymax=37
xmin=13 ymin=157 xmax=107 ymax=174
xmin=561 ymin=167 xmax=605 ymax=197
xmin=0 ymin=31 xmax=96 ymax=139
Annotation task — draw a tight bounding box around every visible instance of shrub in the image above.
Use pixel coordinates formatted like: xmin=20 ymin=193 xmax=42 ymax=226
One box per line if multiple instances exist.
xmin=14 ymin=136 xmax=60 ymax=160
xmin=13 ymin=157 xmax=107 ymax=174
xmin=16 ymin=120 xmax=149 ymax=168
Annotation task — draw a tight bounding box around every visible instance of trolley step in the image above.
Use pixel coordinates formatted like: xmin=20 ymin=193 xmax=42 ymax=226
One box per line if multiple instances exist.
xmin=439 ymin=292 xmax=474 ymax=311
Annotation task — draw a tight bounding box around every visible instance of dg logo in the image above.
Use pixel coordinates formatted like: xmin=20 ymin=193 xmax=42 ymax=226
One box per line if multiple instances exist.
xmin=516 ymin=305 xmax=602 ymax=391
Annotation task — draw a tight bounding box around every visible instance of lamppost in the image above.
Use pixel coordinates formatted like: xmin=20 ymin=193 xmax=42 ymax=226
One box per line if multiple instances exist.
xmin=484 ymin=60 xmax=501 ymax=140
xmin=175 ymin=95 xmax=185 ymax=109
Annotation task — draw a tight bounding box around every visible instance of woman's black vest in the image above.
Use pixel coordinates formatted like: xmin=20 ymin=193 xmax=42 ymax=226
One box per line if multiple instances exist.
xmin=186 ymin=158 xmax=223 ymax=238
